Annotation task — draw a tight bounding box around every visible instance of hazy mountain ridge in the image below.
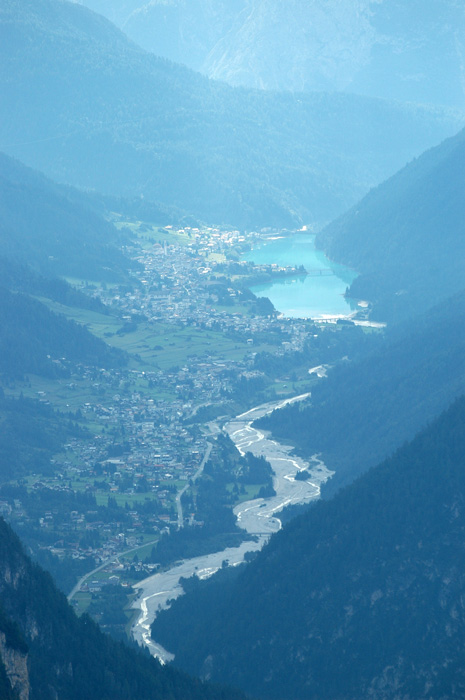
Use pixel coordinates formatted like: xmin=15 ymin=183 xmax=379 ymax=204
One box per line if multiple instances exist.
xmin=151 ymin=396 xmax=465 ymax=700
xmin=1 ymin=0 xmax=463 ymax=227
xmin=0 ymin=152 xmax=131 ymax=282
xmin=0 ymin=153 xmax=130 ymax=492
xmin=0 ymin=152 xmax=128 ymax=381
xmin=203 ymin=0 xmax=377 ymax=93
xmin=1 ymin=5 xmax=465 ymax=700
xmin=125 ymin=0 xmax=248 ymax=74
xmin=316 ymin=126 xmax=465 ymax=323
xmin=0 ymin=286 xmax=126 ymax=381
xmin=0 ymin=254 xmax=108 ymax=314
xmin=79 ymin=0 xmax=465 ymax=108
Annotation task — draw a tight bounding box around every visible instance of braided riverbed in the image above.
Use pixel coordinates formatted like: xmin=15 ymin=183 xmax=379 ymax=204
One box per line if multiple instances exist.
xmin=131 ymin=393 xmax=333 ymax=662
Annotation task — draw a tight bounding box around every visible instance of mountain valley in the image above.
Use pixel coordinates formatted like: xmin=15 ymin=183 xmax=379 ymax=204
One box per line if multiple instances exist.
xmin=1 ymin=2 xmax=465 ymax=699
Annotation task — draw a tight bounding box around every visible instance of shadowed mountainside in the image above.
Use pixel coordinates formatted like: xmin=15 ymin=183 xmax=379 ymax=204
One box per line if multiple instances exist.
xmin=258 ymin=289 xmax=465 ymax=495
xmin=316 ymin=127 xmax=465 ymax=323
xmin=0 ymin=516 xmax=245 ymax=700
xmin=0 ymin=152 xmax=131 ymax=281
xmin=151 ymin=396 xmax=465 ymax=700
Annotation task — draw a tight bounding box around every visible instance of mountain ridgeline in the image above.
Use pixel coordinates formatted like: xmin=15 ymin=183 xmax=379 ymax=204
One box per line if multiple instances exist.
xmin=0 ymin=153 xmax=129 ymax=486
xmin=0 ymin=0 xmax=463 ymax=227
xmin=1 ymin=3 xmax=465 ymax=700
xmin=0 ymin=153 xmax=129 ymax=382
xmin=151 ymin=396 xmax=465 ymax=700
xmin=0 ymin=286 xmax=125 ymax=380
xmin=79 ymin=0 xmax=465 ymax=109
xmin=0 ymin=152 xmax=132 ymax=282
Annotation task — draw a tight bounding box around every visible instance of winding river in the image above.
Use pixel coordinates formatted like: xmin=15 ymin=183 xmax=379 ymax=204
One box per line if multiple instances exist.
xmin=130 ymin=393 xmax=333 ymax=662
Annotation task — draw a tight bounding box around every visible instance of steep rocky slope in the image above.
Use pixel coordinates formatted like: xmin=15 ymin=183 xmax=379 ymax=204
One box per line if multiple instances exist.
xmin=0 ymin=517 xmax=244 ymax=700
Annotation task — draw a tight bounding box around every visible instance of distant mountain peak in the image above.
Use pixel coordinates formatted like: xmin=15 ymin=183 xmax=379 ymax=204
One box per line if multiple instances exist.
xmin=78 ymin=0 xmax=465 ymax=109
xmin=1 ymin=0 xmax=463 ymax=228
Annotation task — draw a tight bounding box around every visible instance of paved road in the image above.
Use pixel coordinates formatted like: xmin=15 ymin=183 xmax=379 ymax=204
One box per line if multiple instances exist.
xmin=176 ymin=442 xmax=212 ymax=528
xmin=67 ymin=538 xmax=159 ymax=602
xmin=68 ymin=442 xmax=212 ymax=601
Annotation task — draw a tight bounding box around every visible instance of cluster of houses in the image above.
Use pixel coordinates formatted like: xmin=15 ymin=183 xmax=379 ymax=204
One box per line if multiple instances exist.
xmin=6 ymin=226 xmax=317 ymax=579
xmin=97 ymin=224 xmax=314 ymax=351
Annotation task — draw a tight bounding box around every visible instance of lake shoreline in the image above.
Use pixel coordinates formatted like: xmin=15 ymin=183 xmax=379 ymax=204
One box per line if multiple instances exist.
xmin=242 ymin=232 xmax=358 ymax=320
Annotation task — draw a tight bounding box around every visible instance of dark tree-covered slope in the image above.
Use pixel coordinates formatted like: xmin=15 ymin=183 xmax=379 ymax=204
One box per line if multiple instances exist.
xmin=151 ymin=397 xmax=465 ymax=700
xmin=317 ymin=127 xmax=465 ymax=323
xmin=0 ymin=152 xmax=131 ymax=281
xmin=258 ymin=289 xmax=465 ymax=495
xmin=0 ymin=392 xmax=84 ymax=483
xmin=0 ymin=602 xmax=25 ymax=699
xmin=0 ymin=516 xmax=245 ymax=700
xmin=0 ymin=0 xmax=462 ymax=227
xmin=0 ymin=155 xmax=130 ymax=482
xmin=0 ymin=153 xmax=128 ymax=380
xmin=0 ymin=254 xmax=107 ymax=313
xmin=0 ymin=286 xmax=126 ymax=380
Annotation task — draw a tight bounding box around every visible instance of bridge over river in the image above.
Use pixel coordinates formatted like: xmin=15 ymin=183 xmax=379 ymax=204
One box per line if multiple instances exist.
xmin=305 ymin=268 xmax=335 ymax=276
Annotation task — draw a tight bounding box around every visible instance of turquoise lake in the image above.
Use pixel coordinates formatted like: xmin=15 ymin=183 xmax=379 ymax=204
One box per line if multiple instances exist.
xmin=243 ymin=233 xmax=358 ymax=319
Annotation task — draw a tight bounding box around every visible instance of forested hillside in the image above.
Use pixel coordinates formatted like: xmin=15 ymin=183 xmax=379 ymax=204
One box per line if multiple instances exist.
xmin=0 ymin=517 xmax=245 ymax=700
xmin=258 ymin=289 xmax=465 ymax=495
xmin=0 ymin=152 xmax=131 ymax=281
xmin=0 ymin=0 xmax=463 ymax=227
xmin=0 ymin=153 xmax=128 ymax=382
xmin=0 ymin=254 xmax=107 ymax=313
xmin=0 ymin=153 xmax=128 ymax=483
xmin=0 ymin=287 xmax=126 ymax=380
xmin=2 ymin=5 xmax=465 ymax=700
xmin=151 ymin=397 xmax=465 ymax=700
xmin=0 ymin=393 xmax=85 ymax=481
xmin=316 ymin=127 xmax=465 ymax=323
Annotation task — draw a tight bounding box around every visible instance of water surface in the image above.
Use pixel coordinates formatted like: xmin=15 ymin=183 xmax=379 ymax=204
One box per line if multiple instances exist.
xmin=243 ymin=233 xmax=358 ymax=319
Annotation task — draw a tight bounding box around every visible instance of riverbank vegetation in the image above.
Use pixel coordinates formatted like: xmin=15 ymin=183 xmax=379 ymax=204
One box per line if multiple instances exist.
xmin=147 ymin=435 xmax=275 ymax=569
